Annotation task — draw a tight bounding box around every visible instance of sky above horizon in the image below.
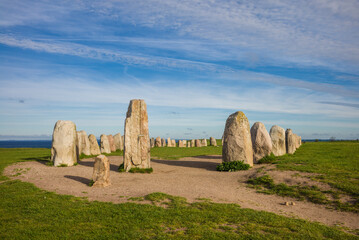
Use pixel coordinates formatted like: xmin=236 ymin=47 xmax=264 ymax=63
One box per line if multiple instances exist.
xmin=0 ymin=0 xmax=359 ymax=140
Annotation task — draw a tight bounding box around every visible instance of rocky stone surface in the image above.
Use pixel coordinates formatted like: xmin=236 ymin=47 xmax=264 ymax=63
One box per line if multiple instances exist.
xmin=210 ymin=137 xmax=217 ymax=146
xmin=187 ymin=141 xmax=191 ymax=147
xmin=162 ymin=138 xmax=166 ymax=147
xmin=123 ymin=99 xmax=151 ymax=171
xmin=77 ymin=130 xmax=91 ymax=156
xmin=250 ymin=122 xmax=272 ymax=163
xmin=92 ymin=155 xmax=110 ymax=187
xmin=195 ymin=139 xmax=202 ymax=147
xmin=167 ymin=138 xmax=172 ymax=147
xmin=222 ymin=111 xmax=253 ymax=166
xmin=286 ymin=129 xmax=296 ymax=154
xmin=51 ymin=120 xmax=78 ymax=167
xmin=107 ymin=134 xmax=116 ymax=152
xmin=202 ymin=139 xmax=208 ymax=147
xmin=88 ymin=134 xmax=101 ymax=155
xmin=269 ymin=125 xmax=286 ymax=156
xmin=171 ymin=139 xmax=176 ymax=147
xmin=191 ymin=139 xmax=195 ymax=147
xmin=114 ymin=133 xmax=123 ymax=151
xmin=100 ymin=134 xmax=111 ymax=154
xmin=155 ymin=137 xmax=162 ymax=147
xmin=178 ymin=140 xmax=184 ymax=147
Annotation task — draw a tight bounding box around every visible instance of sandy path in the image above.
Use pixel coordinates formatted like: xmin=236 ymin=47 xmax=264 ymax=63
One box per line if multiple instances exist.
xmin=4 ymin=155 xmax=359 ymax=230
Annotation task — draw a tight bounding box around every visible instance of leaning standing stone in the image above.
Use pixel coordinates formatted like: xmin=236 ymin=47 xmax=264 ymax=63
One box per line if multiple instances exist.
xmin=222 ymin=111 xmax=253 ymax=166
xmin=51 ymin=120 xmax=78 ymax=167
xmin=210 ymin=137 xmax=217 ymax=146
xmin=100 ymin=134 xmax=111 ymax=154
xmin=286 ymin=129 xmax=296 ymax=154
xmin=88 ymin=134 xmax=101 ymax=155
xmin=250 ymin=122 xmax=272 ymax=163
xmin=92 ymin=155 xmax=111 ymax=187
xmin=269 ymin=125 xmax=286 ymax=156
xmin=123 ymin=99 xmax=151 ymax=171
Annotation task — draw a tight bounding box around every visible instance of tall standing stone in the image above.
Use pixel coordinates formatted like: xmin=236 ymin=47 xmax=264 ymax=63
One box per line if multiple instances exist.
xmin=100 ymin=134 xmax=111 ymax=154
xmin=250 ymin=122 xmax=272 ymax=163
xmin=222 ymin=111 xmax=253 ymax=166
xmin=210 ymin=137 xmax=217 ymax=146
xmin=269 ymin=125 xmax=286 ymax=156
xmin=88 ymin=134 xmax=101 ymax=155
xmin=51 ymin=120 xmax=78 ymax=167
xmin=161 ymin=138 xmax=166 ymax=147
xmin=92 ymin=155 xmax=111 ymax=187
xmin=107 ymin=134 xmax=116 ymax=152
xmin=286 ymin=129 xmax=296 ymax=154
xmin=155 ymin=136 xmax=162 ymax=147
xmin=114 ymin=133 xmax=123 ymax=151
xmin=123 ymin=99 xmax=151 ymax=171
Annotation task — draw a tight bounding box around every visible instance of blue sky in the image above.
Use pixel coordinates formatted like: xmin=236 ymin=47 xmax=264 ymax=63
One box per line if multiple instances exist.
xmin=0 ymin=0 xmax=358 ymax=140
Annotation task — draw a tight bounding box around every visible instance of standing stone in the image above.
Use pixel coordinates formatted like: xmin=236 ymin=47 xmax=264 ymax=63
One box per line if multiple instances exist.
xmin=222 ymin=111 xmax=253 ymax=166
xmin=114 ymin=133 xmax=123 ymax=151
xmin=100 ymin=134 xmax=111 ymax=154
xmin=51 ymin=120 xmax=78 ymax=167
xmin=88 ymin=134 xmax=101 ymax=155
xmin=150 ymin=137 xmax=155 ymax=148
xmin=76 ymin=131 xmax=83 ymax=157
xmin=202 ymin=139 xmax=208 ymax=146
xmin=77 ymin=130 xmax=91 ymax=156
xmin=155 ymin=136 xmax=162 ymax=147
xmin=92 ymin=155 xmax=111 ymax=187
xmin=286 ymin=129 xmax=296 ymax=154
xmin=162 ymin=138 xmax=166 ymax=147
xmin=250 ymin=122 xmax=272 ymax=163
xmin=210 ymin=137 xmax=217 ymax=146
xmin=269 ymin=125 xmax=286 ymax=156
xmin=167 ymin=138 xmax=172 ymax=147
xmin=178 ymin=140 xmax=184 ymax=147
xmin=107 ymin=134 xmax=116 ymax=152
xmin=195 ymin=139 xmax=202 ymax=147
xmin=191 ymin=139 xmax=195 ymax=147
xmin=171 ymin=139 xmax=176 ymax=147
xmin=187 ymin=141 xmax=191 ymax=147
xmin=123 ymin=99 xmax=151 ymax=171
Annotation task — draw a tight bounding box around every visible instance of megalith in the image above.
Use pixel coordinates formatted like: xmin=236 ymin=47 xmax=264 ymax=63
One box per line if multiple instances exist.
xmin=114 ymin=133 xmax=123 ymax=151
xmin=171 ymin=139 xmax=176 ymax=147
xmin=286 ymin=129 xmax=296 ymax=154
xmin=162 ymin=138 xmax=166 ymax=147
xmin=222 ymin=111 xmax=253 ymax=166
xmin=88 ymin=134 xmax=101 ymax=155
xmin=191 ymin=139 xmax=195 ymax=147
xmin=167 ymin=138 xmax=172 ymax=147
xmin=123 ymin=99 xmax=151 ymax=171
xmin=202 ymin=139 xmax=207 ymax=146
xmin=210 ymin=137 xmax=217 ymax=146
xmin=269 ymin=125 xmax=286 ymax=156
xmin=195 ymin=139 xmax=202 ymax=147
xmin=250 ymin=122 xmax=272 ymax=163
xmin=51 ymin=120 xmax=78 ymax=167
xmin=100 ymin=134 xmax=111 ymax=154
xmin=107 ymin=134 xmax=116 ymax=152
xmin=77 ymin=130 xmax=91 ymax=156
xmin=92 ymin=155 xmax=111 ymax=187
xmin=150 ymin=137 xmax=155 ymax=148
xmin=187 ymin=141 xmax=191 ymax=147
xmin=155 ymin=136 xmax=162 ymax=147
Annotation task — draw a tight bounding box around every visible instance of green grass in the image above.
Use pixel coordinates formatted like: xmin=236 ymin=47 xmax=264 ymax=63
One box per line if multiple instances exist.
xmin=257 ymin=153 xmax=276 ymax=164
xmin=150 ymin=146 xmax=222 ymax=160
xmin=216 ymin=161 xmax=251 ymax=172
xmin=0 ymin=147 xmax=358 ymax=238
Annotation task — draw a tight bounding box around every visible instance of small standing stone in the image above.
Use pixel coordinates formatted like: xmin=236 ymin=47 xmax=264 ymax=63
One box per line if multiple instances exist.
xmin=210 ymin=137 xmax=217 ymax=146
xmin=161 ymin=138 xmax=166 ymax=147
xmin=114 ymin=133 xmax=123 ymax=151
xmin=92 ymin=155 xmax=111 ymax=187
xmin=171 ymin=139 xmax=176 ymax=147
xmin=195 ymin=139 xmax=202 ymax=147
xmin=88 ymin=134 xmax=101 ymax=155
xmin=107 ymin=134 xmax=116 ymax=152
xmin=269 ymin=125 xmax=286 ymax=156
xmin=100 ymin=134 xmax=111 ymax=154
xmin=155 ymin=136 xmax=162 ymax=147
xmin=167 ymin=138 xmax=172 ymax=147
xmin=202 ymin=139 xmax=207 ymax=146
xmin=191 ymin=139 xmax=195 ymax=147
xmin=150 ymin=137 xmax=155 ymax=148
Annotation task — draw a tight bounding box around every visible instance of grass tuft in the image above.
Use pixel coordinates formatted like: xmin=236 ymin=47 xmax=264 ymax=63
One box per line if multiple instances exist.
xmin=216 ymin=160 xmax=250 ymax=172
xmin=257 ymin=153 xmax=277 ymax=164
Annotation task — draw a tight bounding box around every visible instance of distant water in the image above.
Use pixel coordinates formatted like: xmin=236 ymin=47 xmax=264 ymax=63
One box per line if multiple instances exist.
xmin=0 ymin=140 xmax=102 ymax=148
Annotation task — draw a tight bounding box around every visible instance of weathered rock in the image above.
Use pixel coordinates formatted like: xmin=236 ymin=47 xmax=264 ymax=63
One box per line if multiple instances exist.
xmin=92 ymin=155 xmax=110 ymax=187
xmin=155 ymin=136 xmax=162 ymax=147
xmin=51 ymin=120 xmax=78 ymax=167
xmin=150 ymin=137 xmax=155 ymax=148
xmin=191 ymin=139 xmax=195 ymax=147
xmin=76 ymin=132 xmax=82 ymax=157
xmin=107 ymin=134 xmax=116 ymax=152
xmin=178 ymin=140 xmax=184 ymax=147
xmin=77 ymin=130 xmax=91 ymax=156
xmin=172 ymin=139 xmax=176 ymax=147
xmin=88 ymin=134 xmax=101 ymax=155
xmin=210 ymin=137 xmax=217 ymax=146
xmin=100 ymin=134 xmax=111 ymax=154
xmin=250 ymin=122 xmax=272 ymax=163
xmin=123 ymin=99 xmax=151 ymax=171
xmin=121 ymin=135 xmax=125 ymax=149
xmin=195 ymin=139 xmax=202 ymax=147
xmin=167 ymin=138 xmax=172 ymax=147
xmin=201 ymin=139 xmax=207 ymax=147
xmin=114 ymin=133 xmax=123 ymax=151
xmin=286 ymin=129 xmax=296 ymax=154
xmin=162 ymin=138 xmax=166 ymax=147
xmin=222 ymin=111 xmax=253 ymax=166
xmin=269 ymin=125 xmax=286 ymax=156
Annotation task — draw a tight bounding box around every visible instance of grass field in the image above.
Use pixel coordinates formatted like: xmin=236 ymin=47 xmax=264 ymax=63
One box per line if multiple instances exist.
xmin=0 ymin=142 xmax=358 ymax=239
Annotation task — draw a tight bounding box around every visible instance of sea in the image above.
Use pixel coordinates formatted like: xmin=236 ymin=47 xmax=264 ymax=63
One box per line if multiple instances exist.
xmin=0 ymin=139 xmax=333 ymax=148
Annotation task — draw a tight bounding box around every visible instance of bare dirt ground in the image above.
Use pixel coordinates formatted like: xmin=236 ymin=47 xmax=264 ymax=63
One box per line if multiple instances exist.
xmin=4 ymin=155 xmax=359 ymax=230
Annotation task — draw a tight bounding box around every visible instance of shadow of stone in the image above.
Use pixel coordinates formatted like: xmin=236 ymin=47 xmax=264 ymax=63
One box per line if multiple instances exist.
xmin=64 ymin=175 xmax=91 ymax=185
xmin=191 ymin=155 xmax=222 ymax=160
xmin=22 ymin=156 xmax=51 ymax=166
xmin=77 ymin=160 xmax=119 ymax=172
xmin=151 ymin=159 xmax=218 ymax=171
